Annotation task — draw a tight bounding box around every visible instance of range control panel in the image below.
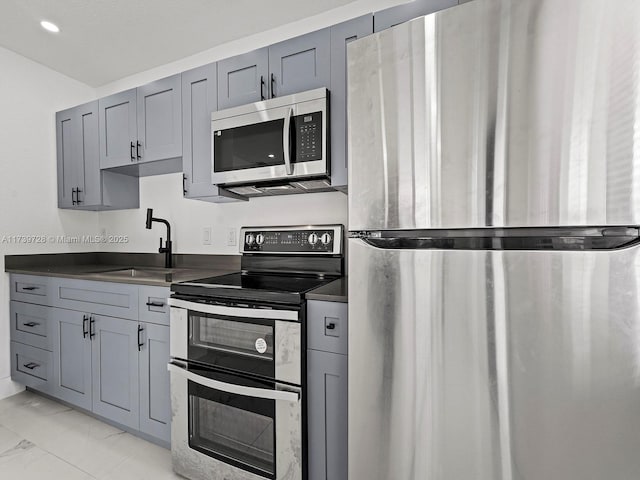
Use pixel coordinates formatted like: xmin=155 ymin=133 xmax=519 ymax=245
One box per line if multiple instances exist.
xmin=240 ymin=225 xmax=343 ymax=255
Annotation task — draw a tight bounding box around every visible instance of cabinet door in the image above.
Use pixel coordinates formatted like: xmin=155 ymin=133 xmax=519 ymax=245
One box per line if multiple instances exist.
xmin=99 ymin=89 xmax=137 ymax=169
xmin=268 ymin=28 xmax=331 ymax=98
xmin=51 ymin=308 xmax=92 ymax=411
xmin=137 ymin=74 xmax=182 ymax=163
xmin=307 ymin=350 xmax=348 ymax=480
xmin=138 ymin=322 xmax=170 ymax=444
xmin=75 ymin=101 xmax=100 ymax=207
xmin=217 ymin=48 xmax=269 ymax=109
xmin=330 ymin=15 xmax=373 ymax=190
xmin=91 ymin=315 xmax=139 ymax=430
xmin=373 ymin=0 xmax=458 ymax=32
xmin=56 ymin=106 xmax=80 ymax=208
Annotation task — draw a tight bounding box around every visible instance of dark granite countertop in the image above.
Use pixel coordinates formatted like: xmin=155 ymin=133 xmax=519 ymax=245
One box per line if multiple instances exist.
xmin=5 ymin=252 xmax=240 ymax=287
xmin=306 ymin=277 xmax=348 ymax=303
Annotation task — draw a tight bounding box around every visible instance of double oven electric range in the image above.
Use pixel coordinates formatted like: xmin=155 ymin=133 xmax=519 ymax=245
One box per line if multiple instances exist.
xmin=168 ymin=225 xmax=344 ymax=480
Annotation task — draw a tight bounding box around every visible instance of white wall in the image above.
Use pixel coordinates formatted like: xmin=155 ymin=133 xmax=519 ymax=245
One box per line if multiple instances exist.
xmin=0 ymin=47 xmax=98 ymax=398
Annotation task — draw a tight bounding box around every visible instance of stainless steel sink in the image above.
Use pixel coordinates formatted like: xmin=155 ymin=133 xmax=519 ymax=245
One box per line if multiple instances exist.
xmin=89 ymin=267 xmax=178 ymax=281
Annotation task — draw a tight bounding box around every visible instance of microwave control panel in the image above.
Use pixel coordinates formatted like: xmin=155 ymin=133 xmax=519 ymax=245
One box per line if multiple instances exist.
xmin=294 ymin=112 xmax=323 ymax=162
xmin=241 ymin=225 xmax=343 ymax=255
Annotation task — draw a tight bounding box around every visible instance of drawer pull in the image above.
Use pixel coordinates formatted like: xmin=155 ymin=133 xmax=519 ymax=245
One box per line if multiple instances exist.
xmin=23 ymin=362 xmax=40 ymax=370
xmin=22 ymin=286 xmax=39 ymax=291
xmin=326 ymin=323 xmax=336 ymax=330
xmin=145 ymin=301 xmax=165 ymax=308
xmin=23 ymin=322 xmax=40 ymax=328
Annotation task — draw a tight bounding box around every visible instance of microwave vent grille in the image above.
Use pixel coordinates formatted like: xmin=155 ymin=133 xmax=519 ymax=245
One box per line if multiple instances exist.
xmin=227 ymin=186 xmax=263 ymax=196
xmin=291 ymin=179 xmax=331 ymax=190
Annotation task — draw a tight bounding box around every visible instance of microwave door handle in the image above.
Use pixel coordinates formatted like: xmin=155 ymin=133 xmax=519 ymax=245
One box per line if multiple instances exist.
xmin=283 ymin=107 xmax=294 ymax=175
xmin=168 ymin=363 xmax=299 ymax=402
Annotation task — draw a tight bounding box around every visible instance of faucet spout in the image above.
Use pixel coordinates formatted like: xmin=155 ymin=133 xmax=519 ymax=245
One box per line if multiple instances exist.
xmin=145 ymin=209 xmax=173 ymax=268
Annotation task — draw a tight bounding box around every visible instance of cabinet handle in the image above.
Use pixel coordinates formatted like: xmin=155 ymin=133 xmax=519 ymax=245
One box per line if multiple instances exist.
xmin=21 ymin=286 xmax=38 ymax=291
xmin=182 ymin=174 xmax=188 ymax=195
xmin=146 ymin=301 xmax=165 ymax=308
xmin=136 ymin=141 xmax=142 ymax=160
xmin=82 ymin=315 xmax=88 ymax=339
xmin=270 ymin=73 xmax=276 ymax=98
xmin=23 ymin=362 xmax=39 ymax=370
xmin=76 ymin=188 xmax=83 ymax=204
xmin=326 ymin=323 xmax=336 ymax=330
xmin=89 ymin=316 xmax=96 ymax=340
xmin=23 ymin=322 xmax=40 ymax=328
xmin=72 ymin=187 xmax=77 ymax=205
xmin=260 ymin=75 xmax=266 ymax=101
xmin=137 ymin=325 xmax=144 ymax=351
xmin=130 ymin=141 xmax=136 ymax=161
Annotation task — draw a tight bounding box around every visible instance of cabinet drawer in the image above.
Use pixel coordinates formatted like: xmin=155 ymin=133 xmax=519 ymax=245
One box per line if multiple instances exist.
xmin=307 ymin=300 xmax=348 ymax=355
xmin=10 ymin=301 xmax=53 ymax=351
xmin=138 ymin=286 xmax=170 ymax=326
xmin=11 ymin=341 xmax=54 ymax=394
xmin=52 ymin=278 xmax=139 ymax=320
xmin=10 ymin=274 xmax=51 ymax=305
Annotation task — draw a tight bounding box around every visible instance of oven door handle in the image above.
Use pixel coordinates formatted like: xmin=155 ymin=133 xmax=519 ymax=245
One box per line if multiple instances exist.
xmin=169 ymin=298 xmax=298 ymax=321
xmin=168 ymin=363 xmax=300 ymax=403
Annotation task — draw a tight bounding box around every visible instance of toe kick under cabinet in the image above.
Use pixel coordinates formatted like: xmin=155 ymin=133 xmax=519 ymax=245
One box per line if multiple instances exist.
xmin=8 ymin=274 xmax=171 ymax=447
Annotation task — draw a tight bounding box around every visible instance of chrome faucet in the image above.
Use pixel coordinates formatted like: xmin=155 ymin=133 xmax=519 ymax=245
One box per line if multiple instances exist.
xmin=145 ymin=208 xmax=173 ymax=268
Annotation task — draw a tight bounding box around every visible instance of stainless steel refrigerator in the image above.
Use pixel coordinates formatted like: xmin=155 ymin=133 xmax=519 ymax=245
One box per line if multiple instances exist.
xmin=346 ymin=0 xmax=640 ymax=479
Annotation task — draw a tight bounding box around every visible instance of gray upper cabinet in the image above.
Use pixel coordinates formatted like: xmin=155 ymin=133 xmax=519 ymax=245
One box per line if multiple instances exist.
xmin=374 ymin=0 xmax=458 ymax=32
xmin=137 ymin=75 xmax=182 ymax=163
xmin=56 ymin=101 xmax=101 ymax=208
xmin=182 ymin=64 xmax=245 ymax=203
xmin=91 ymin=314 xmax=140 ymax=430
xmin=139 ymin=322 xmax=171 ymax=445
xmin=217 ymin=48 xmax=269 ymax=110
xmin=57 ymin=100 xmax=139 ymax=211
xmin=99 ymin=89 xmax=137 ymax=169
xmin=99 ymin=75 xmax=182 ymax=170
xmin=330 ymin=15 xmax=373 ymax=191
xmin=269 ymin=28 xmax=331 ymax=98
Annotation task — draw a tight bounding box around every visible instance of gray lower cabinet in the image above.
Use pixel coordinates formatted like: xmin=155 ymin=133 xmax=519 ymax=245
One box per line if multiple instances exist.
xmin=91 ymin=314 xmax=140 ymax=430
xmin=182 ymin=63 xmax=245 ymax=203
xmin=139 ymin=322 xmax=170 ymax=443
xmin=330 ymin=15 xmax=373 ymax=191
xmin=51 ymin=307 xmax=93 ymax=411
xmin=307 ymin=300 xmax=348 ymax=480
xmin=269 ymin=28 xmax=331 ymax=98
xmin=9 ymin=276 xmax=171 ymax=445
xmin=373 ymin=0 xmax=458 ymax=32
xmin=99 ymin=75 xmax=182 ymax=170
xmin=56 ymin=101 xmax=138 ymax=210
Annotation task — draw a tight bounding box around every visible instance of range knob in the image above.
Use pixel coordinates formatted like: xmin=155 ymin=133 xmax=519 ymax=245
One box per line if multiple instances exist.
xmin=245 ymin=233 xmax=255 ymax=245
xmin=320 ymin=233 xmax=332 ymax=245
xmin=308 ymin=233 xmax=319 ymax=245
xmin=256 ymin=233 xmax=265 ymax=245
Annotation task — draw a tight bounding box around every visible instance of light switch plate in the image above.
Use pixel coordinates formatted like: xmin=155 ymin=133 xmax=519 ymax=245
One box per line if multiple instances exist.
xmin=227 ymin=227 xmax=237 ymax=246
xmin=203 ymin=227 xmax=212 ymax=245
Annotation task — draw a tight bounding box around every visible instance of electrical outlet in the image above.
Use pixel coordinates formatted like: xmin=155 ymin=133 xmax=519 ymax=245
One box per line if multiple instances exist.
xmin=227 ymin=227 xmax=237 ymax=246
xmin=203 ymin=227 xmax=212 ymax=245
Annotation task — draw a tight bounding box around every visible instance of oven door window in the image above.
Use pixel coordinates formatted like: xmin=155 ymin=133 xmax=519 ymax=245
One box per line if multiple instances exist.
xmin=189 ymin=368 xmax=276 ymax=478
xmin=189 ymin=311 xmax=275 ymax=378
xmin=214 ymin=120 xmax=284 ymax=172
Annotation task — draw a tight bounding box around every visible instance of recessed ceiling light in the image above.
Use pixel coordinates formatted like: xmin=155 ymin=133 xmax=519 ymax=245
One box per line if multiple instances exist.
xmin=40 ymin=20 xmax=60 ymax=33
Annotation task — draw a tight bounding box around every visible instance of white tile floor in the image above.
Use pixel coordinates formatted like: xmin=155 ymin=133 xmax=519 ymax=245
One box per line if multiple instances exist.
xmin=0 ymin=390 xmax=182 ymax=480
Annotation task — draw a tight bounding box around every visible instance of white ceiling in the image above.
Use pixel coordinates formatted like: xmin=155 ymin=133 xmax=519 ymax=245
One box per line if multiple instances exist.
xmin=0 ymin=0 xmax=360 ymax=87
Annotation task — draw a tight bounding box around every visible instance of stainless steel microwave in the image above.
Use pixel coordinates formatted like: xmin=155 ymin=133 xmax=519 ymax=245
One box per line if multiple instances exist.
xmin=211 ymin=88 xmax=328 ymax=188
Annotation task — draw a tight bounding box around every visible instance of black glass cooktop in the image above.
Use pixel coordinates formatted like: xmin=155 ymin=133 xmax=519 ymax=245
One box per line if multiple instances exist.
xmin=171 ymin=272 xmax=335 ymax=305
